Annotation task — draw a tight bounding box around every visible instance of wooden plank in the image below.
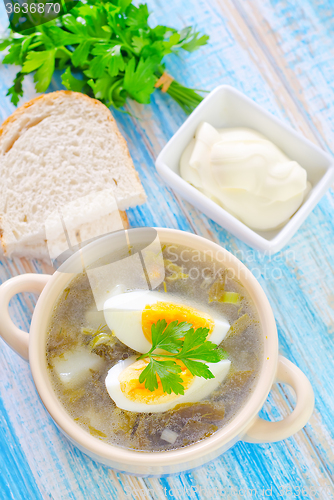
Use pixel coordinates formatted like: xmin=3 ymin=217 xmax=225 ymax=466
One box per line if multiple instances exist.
xmin=230 ymin=0 xmax=334 ymax=153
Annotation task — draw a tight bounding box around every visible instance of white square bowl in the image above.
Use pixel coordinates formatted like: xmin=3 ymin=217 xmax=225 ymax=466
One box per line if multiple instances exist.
xmin=155 ymin=85 xmax=334 ymax=253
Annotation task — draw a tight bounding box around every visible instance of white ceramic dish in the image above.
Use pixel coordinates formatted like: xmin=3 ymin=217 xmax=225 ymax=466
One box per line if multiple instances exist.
xmin=0 ymin=228 xmax=314 ymax=476
xmin=156 ymin=85 xmax=334 ymax=253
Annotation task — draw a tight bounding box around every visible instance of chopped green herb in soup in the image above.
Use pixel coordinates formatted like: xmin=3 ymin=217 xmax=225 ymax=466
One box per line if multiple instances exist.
xmin=46 ymin=243 xmax=263 ymax=451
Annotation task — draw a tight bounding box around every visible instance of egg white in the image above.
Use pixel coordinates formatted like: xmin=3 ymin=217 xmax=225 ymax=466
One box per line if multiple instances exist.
xmin=105 ymin=356 xmax=231 ymax=413
xmin=103 ymin=290 xmax=230 ymax=353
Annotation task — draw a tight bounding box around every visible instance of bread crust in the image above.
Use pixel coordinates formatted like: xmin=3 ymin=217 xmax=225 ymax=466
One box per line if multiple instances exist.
xmin=0 ymin=91 xmax=143 ymax=259
xmin=0 ymin=90 xmax=141 ymax=185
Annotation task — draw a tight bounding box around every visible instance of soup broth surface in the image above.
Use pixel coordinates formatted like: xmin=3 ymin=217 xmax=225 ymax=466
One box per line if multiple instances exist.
xmin=46 ymin=241 xmax=263 ymax=451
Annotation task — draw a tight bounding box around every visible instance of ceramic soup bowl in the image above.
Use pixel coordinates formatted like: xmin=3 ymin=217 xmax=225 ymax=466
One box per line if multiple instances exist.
xmin=0 ymin=228 xmax=314 ymax=476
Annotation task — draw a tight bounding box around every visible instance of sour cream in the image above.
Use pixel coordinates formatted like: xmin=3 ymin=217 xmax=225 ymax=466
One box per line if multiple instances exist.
xmin=180 ymin=122 xmax=311 ymax=231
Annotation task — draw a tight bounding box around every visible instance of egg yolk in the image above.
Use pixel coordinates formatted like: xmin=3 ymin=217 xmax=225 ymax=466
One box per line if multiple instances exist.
xmin=141 ymin=302 xmax=214 ymax=343
xmin=118 ymin=359 xmax=194 ymax=405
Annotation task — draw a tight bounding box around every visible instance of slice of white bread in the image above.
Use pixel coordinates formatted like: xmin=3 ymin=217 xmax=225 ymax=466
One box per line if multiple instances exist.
xmin=0 ymin=91 xmax=146 ymax=261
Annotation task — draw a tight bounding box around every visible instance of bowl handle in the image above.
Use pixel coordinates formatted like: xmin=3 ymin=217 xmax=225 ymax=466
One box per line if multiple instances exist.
xmin=0 ymin=274 xmax=52 ymax=361
xmin=242 ymin=355 xmax=314 ymax=443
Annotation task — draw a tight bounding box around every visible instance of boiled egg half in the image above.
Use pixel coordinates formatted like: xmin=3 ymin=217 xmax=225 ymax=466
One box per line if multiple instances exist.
xmin=103 ymin=290 xmax=230 ymax=353
xmin=105 ymin=355 xmax=231 ymax=413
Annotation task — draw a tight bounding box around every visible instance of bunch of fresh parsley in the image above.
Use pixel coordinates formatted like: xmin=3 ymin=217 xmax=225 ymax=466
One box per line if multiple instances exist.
xmin=137 ymin=319 xmax=228 ymax=395
xmin=0 ymin=0 xmax=209 ymax=111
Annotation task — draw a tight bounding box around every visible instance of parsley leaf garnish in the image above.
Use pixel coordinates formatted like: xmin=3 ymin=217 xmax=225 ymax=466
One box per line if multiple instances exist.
xmin=139 ymin=358 xmax=184 ymax=395
xmin=0 ymin=0 xmax=208 ymax=112
xmin=137 ymin=320 xmax=228 ymax=395
xmin=151 ymin=319 xmax=193 ymax=353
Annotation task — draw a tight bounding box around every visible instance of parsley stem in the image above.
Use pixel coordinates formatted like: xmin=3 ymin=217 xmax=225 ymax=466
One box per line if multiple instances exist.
xmin=137 ymin=353 xmax=180 ymax=360
xmin=167 ymin=80 xmax=203 ymax=114
xmin=58 ymin=47 xmax=72 ymax=57
xmin=156 ymin=70 xmax=204 ymax=114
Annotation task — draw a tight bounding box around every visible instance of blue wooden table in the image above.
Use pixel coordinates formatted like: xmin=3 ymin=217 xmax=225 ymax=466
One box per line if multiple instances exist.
xmin=1 ymin=1 xmax=334 ymax=499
